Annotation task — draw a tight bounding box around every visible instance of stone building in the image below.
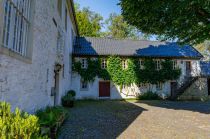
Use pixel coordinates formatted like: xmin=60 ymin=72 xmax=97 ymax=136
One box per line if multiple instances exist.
xmin=0 ymin=0 xmax=78 ymax=112
xmin=72 ymin=37 xmax=209 ymax=100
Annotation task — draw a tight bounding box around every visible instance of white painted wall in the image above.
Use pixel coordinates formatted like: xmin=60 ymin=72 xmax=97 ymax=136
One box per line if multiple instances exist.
xmin=72 ymin=57 xmax=203 ymax=99
xmin=0 ymin=0 xmax=76 ymax=112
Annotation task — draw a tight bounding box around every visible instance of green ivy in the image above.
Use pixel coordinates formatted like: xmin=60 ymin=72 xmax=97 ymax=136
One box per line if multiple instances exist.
xmin=73 ymin=56 xmax=181 ymax=85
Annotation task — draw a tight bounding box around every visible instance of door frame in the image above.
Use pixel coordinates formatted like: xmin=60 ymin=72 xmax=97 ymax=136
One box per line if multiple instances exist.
xmin=99 ymin=80 xmax=111 ymax=98
xmin=170 ymin=81 xmax=177 ymax=97
xmin=186 ymin=61 xmax=191 ymax=77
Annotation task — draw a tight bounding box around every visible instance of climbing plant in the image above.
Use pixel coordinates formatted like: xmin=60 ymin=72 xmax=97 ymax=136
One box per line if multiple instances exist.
xmin=73 ymin=56 xmax=181 ymax=85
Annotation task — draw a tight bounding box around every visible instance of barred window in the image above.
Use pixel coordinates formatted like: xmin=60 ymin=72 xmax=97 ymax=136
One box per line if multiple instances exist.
xmin=156 ymin=60 xmax=161 ymax=70
xmin=81 ymin=58 xmax=87 ymax=69
xmin=122 ymin=59 xmax=127 ymax=69
xmin=2 ymin=0 xmax=32 ymax=57
xmin=156 ymin=82 xmax=163 ymax=90
xmin=101 ymin=58 xmax=107 ymax=69
xmin=173 ymin=60 xmax=178 ymax=70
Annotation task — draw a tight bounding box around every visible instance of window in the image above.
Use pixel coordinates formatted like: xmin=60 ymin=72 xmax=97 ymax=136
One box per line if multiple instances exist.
xmin=2 ymin=0 xmax=32 ymax=57
xmin=65 ymin=6 xmax=67 ymax=31
xmin=81 ymin=58 xmax=87 ymax=69
xmin=173 ymin=60 xmax=178 ymax=69
xmin=122 ymin=84 xmax=126 ymax=89
xmin=156 ymin=82 xmax=163 ymax=90
xmin=101 ymin=58 xmax=107 ymax=69
xmin=122 ymin=59 xmax=127 ymax=69
xmin=81 ymin=80 xmax=88 ymax=90
xmin=138 ymin=83 xmax=147 ymax=88
xmin=139 ymin=59 xmax=144 ymax=69
xmin=156 ymin=60 xmax=161 ymax=70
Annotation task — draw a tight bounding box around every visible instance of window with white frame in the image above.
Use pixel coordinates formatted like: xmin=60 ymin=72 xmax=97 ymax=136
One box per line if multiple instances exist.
xmin=2 ymin=0 xmax=32 ymax=57
xmin=122 ymin=59 xmax=127 ymax=69
xmin=81 ymin=58 xmax=87 ymax=69
xmin=138 ymin=83 xmax=147 ymax=88
xmin=101 ymin=58 xmax=107 ymax=69
xmin=156 ymin=82 xmax=163 ymax=90
xmin=173 ymin=60 xmax=178 ymax=70
xmin=155 ymin=60 xmax=161 ymax=70
xmin=122 ymin=84 xmax=126 ymax=89
xmin=81 ymin=80 xmax=88 ymax=90
xmin=139 ymin=59 xmax=144 ymax=69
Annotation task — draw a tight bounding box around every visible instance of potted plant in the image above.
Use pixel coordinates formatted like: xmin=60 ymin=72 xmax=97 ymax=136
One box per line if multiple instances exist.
xmin=62 ymin=90 xmax=76 ymax=108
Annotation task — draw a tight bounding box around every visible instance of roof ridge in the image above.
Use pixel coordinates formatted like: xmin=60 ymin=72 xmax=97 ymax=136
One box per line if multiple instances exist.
xmin=77 ymin=36 xmax=165 ymax=43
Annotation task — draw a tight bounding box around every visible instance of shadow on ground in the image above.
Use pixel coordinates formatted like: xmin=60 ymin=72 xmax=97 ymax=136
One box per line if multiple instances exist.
xmin=135 ymin=100 xmax=210 ymax=114
xmin=59 ymin=100 xmax=146 ymax=139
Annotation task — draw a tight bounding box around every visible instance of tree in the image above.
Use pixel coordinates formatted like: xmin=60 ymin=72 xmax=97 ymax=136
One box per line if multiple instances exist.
xmin=105 ymin=13 xmax=145 ymax=39
xmin=75 ymin=4 xmax=103 ymax=37
xmin=119 ymin=0 xmax=210 ymax=44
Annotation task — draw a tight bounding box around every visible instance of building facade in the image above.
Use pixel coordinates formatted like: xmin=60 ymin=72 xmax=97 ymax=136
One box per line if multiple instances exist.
xmin=0 ymin=0 xmax=78 ymax=112
xmin=72 ymin=37 xmax=209 ymax=100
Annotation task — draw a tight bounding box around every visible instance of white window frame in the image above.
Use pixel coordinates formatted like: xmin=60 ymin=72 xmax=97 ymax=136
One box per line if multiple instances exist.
xmin=156 ymin=82 xmax=163 ymax=90
xmin=173 ymin=60 xmax=178 ymax=70
xmin=101 ymin=58 xmax=107 ymax=69
xmin=122 ymin=59 xmax=127 ymax=69
xmin=81 ymin=58 xmax=87 ymax=69
xmin=138 ymin=83 xmax=147 ymax=88
xmin=139 ymin=59 xmax=144 ymax=69
xmin=80 ymin=79 xmax=88 ymax=90
xmin=156 ymin=60 xmax=161 ymax=70
xmin=2 ymin=0 xmax=32 ymax=57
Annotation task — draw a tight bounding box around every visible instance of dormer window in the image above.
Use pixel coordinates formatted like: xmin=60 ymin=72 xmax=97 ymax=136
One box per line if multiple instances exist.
xmin=122 ymin=59 xmax=127 ymax=69
xmin=81 ymin=58 xmax=87 ymax=69
xmin=101 ymin=58 xmax=107 ymax=69
xmin=155 ymin=60 xmax=161 ymax=70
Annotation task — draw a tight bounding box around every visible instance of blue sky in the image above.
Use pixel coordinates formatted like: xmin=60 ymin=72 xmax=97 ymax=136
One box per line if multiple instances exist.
xmin=75 ymin=0 xmax=121 ymax=21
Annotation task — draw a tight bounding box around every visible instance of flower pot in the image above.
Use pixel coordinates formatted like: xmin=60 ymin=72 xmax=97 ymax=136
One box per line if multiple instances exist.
xmin=62 ymin=100 xmax=74 ymax=108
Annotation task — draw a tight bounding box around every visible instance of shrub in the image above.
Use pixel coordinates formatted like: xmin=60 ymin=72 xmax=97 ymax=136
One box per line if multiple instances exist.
xmin=0 ymin=101 xmax=47 ymax=139
xmin=138 ymin=91 xmax=162 ymax=100
xmin=67 ymin=90 xmax=76 ymax=97
xmin=36 ymin=106 xmax=67 ymax=128
xmin=62 ymin=90 xmax=76 ymax=107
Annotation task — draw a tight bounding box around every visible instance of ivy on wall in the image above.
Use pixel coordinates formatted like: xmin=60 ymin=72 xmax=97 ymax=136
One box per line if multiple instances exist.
xmin=73 ymin=56 xmax=181 ymax=86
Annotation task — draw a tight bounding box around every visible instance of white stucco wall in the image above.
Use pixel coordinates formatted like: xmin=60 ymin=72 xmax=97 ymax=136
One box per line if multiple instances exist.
xmin=0 ymin=0 xmax=76 ymax=112
xmin=72 ymin=58 xmax=201 ymax=99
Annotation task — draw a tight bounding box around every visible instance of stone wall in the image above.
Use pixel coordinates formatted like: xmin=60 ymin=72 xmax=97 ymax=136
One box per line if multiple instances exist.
xmin=0 ymin=0 xmax=76 ymax=112
xmin=179 ymin=78 xmax=209 ymax=101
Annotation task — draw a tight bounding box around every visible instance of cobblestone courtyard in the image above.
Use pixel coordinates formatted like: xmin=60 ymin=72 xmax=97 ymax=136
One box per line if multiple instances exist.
xmin=59 ymin=100 xmax=210 ymax=139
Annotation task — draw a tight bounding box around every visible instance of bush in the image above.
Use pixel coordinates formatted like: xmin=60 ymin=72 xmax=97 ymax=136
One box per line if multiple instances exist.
xmin=138 ymin=91 xmax=162 ymax=100
xmin=0 ymin=102 xmax=47 ymax=139
xmin=36 ymin=106 xmax=67 ymax=128
xmin=67 ymin=90 xmax=76 ymax=97
xmin=62 ymin=90 xmax=76 ymax=107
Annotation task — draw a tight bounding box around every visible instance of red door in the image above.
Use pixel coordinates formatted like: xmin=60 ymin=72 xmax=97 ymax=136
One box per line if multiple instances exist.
xmin=99 ymin=81 xmax=110 ymax=97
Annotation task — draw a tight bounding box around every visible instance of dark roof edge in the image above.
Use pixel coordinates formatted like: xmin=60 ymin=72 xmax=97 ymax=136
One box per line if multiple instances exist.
xmin=72 ymin=54 xmax=202 ymax=60
xmin=68 ymin=0 xmax=79 ymax=36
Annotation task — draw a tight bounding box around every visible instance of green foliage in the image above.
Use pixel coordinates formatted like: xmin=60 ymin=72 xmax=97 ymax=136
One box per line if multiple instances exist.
xmin=119 ymin=0 xmax=210 ymax=44
xmin=0 ymin=102 xmax=46 ymax=139
xmin=75 ymin=4 xmax=103 ymax=37
xmin=61 ymin=90 xmax=76 ymax=107
xmin=138 ymin=91 xmax=161 ymax=100
xmin=105 ymin=13 xmax=146 ymax=39
xmin=73 ymin=56 xmax=181 ymax=86
xmin=36 ymin=107 xmax=67 ymax=128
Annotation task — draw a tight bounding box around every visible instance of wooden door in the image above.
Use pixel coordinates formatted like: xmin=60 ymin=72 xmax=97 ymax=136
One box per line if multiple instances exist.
xmin=171 ymin=82 xmax=177 ymax=97
xmin=186 ymin=61 xmax=191 ymax=76
xmin=99 ymin=81 xmax=110 ymax=97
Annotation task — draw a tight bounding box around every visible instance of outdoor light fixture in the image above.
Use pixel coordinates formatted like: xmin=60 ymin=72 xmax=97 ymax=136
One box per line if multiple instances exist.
xmin=55 ymin=64 xmax=62 ymax=73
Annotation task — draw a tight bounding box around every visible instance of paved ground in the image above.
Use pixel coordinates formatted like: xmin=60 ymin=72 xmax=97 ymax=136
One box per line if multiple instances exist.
xmin=59 ymin=100 xmax=210 ymax=139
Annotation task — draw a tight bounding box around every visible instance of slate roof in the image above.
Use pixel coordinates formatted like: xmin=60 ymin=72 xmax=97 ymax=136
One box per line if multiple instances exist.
xmin=200 ymin=61 xmax=210 ymax=77
xmin=73 ymin=37 xmax=203 ymax=59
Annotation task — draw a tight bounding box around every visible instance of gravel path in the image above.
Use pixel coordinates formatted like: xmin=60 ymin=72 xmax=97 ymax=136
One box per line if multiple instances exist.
xmin=59 ymin=100 xmax=210 ymax=139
